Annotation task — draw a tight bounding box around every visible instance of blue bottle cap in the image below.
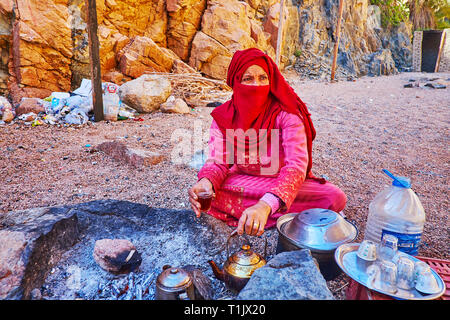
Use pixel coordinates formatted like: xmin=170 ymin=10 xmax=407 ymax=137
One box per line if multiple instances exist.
xmin=392 ymin=176 xmax=411 ymax=188
xmin=382 ymin=169 xmax=411 ymax=188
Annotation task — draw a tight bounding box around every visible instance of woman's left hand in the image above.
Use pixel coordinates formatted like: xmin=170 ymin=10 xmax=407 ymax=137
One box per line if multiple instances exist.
xmin=237 ymin=200 xmax=271 ymax=236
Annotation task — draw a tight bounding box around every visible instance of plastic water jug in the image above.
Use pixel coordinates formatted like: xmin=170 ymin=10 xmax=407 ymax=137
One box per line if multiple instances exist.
xmin=364 ymin=169 xmax=425 ymax=255
xmin=102 ymin=84 xmax=120 ymax=121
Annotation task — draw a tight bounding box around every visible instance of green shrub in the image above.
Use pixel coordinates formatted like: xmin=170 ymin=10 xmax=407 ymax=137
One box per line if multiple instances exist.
xmin=371 ymin=0 xmax=410 ymax=27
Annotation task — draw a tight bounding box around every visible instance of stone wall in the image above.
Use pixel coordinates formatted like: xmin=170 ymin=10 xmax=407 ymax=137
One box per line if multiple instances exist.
xmin=0 ymin=0 xmax=414 ymax=104
xmin=438 ymin=29 xmax=450 ymax=72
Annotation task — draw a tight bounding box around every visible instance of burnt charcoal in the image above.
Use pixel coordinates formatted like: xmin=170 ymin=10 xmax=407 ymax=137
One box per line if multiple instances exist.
xmin=105 ymin=250 xmax=142 ymax=274
xmin=425 ymin=83 xmax=446 ymax=89
xmin=206 ymin=101 xmax=222 ymax=108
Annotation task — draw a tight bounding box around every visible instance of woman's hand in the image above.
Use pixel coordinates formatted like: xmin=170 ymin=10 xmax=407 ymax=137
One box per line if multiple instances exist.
xmin=188 ymin=178 xmax=215 ymax=218
xmin=237 ymin=200 xmax=271 ymax=236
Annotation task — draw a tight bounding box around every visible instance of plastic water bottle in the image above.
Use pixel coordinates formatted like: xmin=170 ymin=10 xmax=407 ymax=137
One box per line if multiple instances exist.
xmin=102 ymin=84 xmax=120 ymax=121
xmin=364 ymin=169 xmax=425 ymax=256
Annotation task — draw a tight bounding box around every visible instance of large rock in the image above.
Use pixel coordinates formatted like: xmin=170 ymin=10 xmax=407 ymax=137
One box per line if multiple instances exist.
xmin=118 ymin=74 xmax=172 ymax=113
xmin=0 ymin=95 xmax=14 ymax=122
xmin=366 ymin=48 xmax=398 ymax=76
xmin=167 ymin=0 xmax=207 ymax=62
xmin=160 ymin=95 xmax=191 ymax=114
xmin=96 ymin=140 xmax=166 ymax=167
xmin=237 ymin=250 xmax=335 ymax=300
xmin=262 ymin=1 xmax=299 ymax=66
xmin=0 ymin=206 xmax=79 ymax=300
xmin=201 ymin=0 xmax=256 ymax=52
xmin=10 ymin=0 xmax=72 ymax=93
xmin=189 ymin=31 xmax=233 ymax=80
xmin=94 ymin=0 xmax=167 ymax=46
xmin=93 ymin=239 xmax=142 ymax=274
xmin=15 ymin=98 xmax=45 ymax=116
xmin=117 ymin=36 xmax=195 ymax=79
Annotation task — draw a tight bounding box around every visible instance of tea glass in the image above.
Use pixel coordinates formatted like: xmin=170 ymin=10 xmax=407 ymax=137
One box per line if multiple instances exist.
xmin=196 ymin=190 xmax=213 ymax=213
xmin=396 ymin=256 xmax=415 ymax=290
xmin=415 ymin=268 xmax=440 ymax=294
xmin=379 ymin=260 xmax=398 ymax=293
xmin=378 ymin=234 xmax=398 ymax=262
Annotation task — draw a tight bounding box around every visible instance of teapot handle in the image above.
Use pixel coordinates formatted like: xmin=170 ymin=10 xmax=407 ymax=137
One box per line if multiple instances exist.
xmin=226 ymin=229 xmax=239 ymax=259
xmin=226 ymin=229 xmax=268 ymax=260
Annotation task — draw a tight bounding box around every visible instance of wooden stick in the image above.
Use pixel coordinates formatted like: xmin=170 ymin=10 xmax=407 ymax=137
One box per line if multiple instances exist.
xmin=85 ymin=0 xmax=104 ymax=122
xmin=330 ymin=0 xmax=344 ymax=82
xmin=434 ymin=31 xmax=446 ymax=72
xmin=275 ymin=0 xmax=285 ymax=67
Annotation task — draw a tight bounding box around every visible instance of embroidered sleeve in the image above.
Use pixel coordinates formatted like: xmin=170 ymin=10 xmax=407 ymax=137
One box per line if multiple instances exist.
xmin=197 ymin=120 xmax=232 ymax=192
xmin=267 ymin=112 xmax=309 ymax=211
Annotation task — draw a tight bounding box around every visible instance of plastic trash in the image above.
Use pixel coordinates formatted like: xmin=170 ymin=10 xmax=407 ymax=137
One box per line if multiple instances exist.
xmin=103 ymin=83 xmax=120 ymax=121
xmin=43 ymin=114 xmax=58 ymax=125
xmin=364 ymin=169 xmax=426 ymax=255
xmin=65 ymin=108 xmax=89 ymax=125
xmin=66 ymin=95 xmax=86 ymax=108
xmin=31 ymin=118 xmax=43 ymax=127
xmin=18 ymin=112 xmax=37 ymax=122
xmin=72 ymin=79 xmax=92 ymax=97
xmin=51 ymin=97 xmax=65 ymax=114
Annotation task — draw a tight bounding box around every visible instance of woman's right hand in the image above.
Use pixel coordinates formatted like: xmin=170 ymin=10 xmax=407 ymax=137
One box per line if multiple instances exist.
xmin=188 ymin=178 xmax=215 ymax=218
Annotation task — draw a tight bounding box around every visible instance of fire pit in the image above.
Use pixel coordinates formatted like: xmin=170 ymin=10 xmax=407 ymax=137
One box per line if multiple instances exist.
xmin=1 ymin=200 xmax=337 ymax=300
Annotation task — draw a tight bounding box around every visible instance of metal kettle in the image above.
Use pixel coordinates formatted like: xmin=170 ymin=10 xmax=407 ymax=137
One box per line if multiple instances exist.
xmin=155 ymin=265 xmax=195 ymax=300
xmin=208 ymin=230 xmax=267 ymax=292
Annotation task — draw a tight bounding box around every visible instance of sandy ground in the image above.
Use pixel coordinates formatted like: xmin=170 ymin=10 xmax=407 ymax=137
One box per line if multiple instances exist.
xmin=0 ymin=71 xmax=449 ymax=299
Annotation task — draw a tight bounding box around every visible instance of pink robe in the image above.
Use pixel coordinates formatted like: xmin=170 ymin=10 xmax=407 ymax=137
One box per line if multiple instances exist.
xmin=198 ymin=111 xmax=347 ymax=229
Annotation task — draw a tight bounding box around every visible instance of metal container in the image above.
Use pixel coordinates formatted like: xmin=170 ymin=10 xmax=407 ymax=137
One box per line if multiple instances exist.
xmin=155 ymin=265 xmax=196 ymax=300
xmin=276 ymin=208 xmax=358 ymax=280
xmin=208 ymin=230 xmax=267 ymax=292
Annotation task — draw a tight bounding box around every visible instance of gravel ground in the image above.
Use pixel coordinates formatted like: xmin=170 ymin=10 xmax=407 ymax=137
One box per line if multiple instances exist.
xmin=0 ymin=71 xmax=449 ymax=299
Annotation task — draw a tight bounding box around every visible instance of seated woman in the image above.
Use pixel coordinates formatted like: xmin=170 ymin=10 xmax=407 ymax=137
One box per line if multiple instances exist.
xmin=188 ymin=48 xmax=346 ymax=236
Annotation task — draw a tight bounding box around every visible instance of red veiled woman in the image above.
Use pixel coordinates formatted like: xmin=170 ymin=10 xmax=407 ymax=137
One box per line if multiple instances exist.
xmin=188 ymin=48 xmax=347 ymax=236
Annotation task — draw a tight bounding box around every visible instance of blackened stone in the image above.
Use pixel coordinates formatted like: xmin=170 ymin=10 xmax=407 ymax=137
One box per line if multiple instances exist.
xmin=0 ymin=207 xmax=79 ymax=300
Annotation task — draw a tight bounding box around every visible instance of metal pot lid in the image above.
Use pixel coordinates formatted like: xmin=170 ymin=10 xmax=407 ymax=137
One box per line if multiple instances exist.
xmin=156 ymin=266 xmax=191 ymax=289
xmin=278 ymin=209 xmax=358 ymax=252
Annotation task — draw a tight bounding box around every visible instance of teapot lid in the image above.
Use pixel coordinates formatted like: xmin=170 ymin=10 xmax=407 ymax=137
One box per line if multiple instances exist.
xmin=156 ymin=266 xmax=191 ymax=289
xmin=231 ymin=244 xmax=263 ymax=266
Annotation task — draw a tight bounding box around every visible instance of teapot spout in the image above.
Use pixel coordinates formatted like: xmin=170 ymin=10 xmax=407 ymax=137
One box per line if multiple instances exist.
xmin=208 ymin=260 xmax=225 ymax=282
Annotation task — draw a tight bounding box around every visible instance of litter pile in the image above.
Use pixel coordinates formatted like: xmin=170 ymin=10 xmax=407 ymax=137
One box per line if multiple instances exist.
xmin=0 ymin=80 xmax=140 ymax=126
xmin=2 ymin=80 xmax=141 ymax=126
xmin=0 ymin=73 xmax=232 ymax=126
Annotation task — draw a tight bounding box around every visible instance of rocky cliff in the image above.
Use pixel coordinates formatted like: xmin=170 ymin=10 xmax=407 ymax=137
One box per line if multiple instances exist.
xmin=0 ymin=0 xmax=413 ymax=104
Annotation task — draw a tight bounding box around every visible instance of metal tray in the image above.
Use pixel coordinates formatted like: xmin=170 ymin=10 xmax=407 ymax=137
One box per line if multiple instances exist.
xmin=334 ymin=243 xmax=446 ymax=300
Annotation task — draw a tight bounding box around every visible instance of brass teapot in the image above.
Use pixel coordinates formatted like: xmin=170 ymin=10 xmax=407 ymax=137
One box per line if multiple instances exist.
xmin=208 ymin=230 xmax=267 ymax=292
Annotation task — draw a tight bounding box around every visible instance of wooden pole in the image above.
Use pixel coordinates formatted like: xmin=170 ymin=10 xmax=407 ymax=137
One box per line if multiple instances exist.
xmin=330 ymin=0 xmax=344 ymax=82
xmin=434 ymin=31 xmax=446 ymax=72
xmin=275 ymin=0 xmax=285 ymax=67
xmin=85 ymin=0 xmax=104 ymax=122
